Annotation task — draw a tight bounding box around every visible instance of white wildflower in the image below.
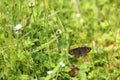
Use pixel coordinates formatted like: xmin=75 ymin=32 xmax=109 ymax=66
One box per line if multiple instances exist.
xmin=14 ymin=24 xmax=23 ymax=31
xmin=28 ymin=2 xmax=35 ymax=7
xmin=47 ymin=70 xmax=53 ymax=74
xmin=59 ymin=61 xmax=65 ymax=67
xmin=56 ymin=29 xmax=62 ymax=34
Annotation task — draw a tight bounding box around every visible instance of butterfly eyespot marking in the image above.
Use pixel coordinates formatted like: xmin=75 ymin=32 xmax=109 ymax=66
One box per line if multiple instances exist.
xmin=86 ymin=48 xmax=91 ymax=52
xmin=69 ymin=50 xmax=75 ymax=55
xmin=70 ymin=50 xmax=73 ymax=53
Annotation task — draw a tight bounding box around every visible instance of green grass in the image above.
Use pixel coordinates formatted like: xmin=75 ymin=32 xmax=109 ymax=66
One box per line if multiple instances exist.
xmin=0 ymin=0 xmax=120 ymax=80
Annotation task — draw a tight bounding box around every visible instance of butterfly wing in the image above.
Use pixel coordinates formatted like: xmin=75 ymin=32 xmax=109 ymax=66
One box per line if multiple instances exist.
xmin=69 ymin=48 xmax=81 ymax=58
xmin=78 ymin=47 xmax=91 ymax=56
xmin=69 ymin=47 xmax=91 ymax=58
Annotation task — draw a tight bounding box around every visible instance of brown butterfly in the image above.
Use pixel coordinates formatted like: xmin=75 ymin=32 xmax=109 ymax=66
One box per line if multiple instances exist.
xmin=69 ymin=46 xmax=91 ymax=58
xmin=68 ymin=67 xmax=79 ymax=77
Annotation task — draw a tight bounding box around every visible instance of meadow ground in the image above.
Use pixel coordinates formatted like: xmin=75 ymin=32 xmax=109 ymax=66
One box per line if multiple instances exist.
xmin=0 ymin=0 xmax=120 ymax=80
